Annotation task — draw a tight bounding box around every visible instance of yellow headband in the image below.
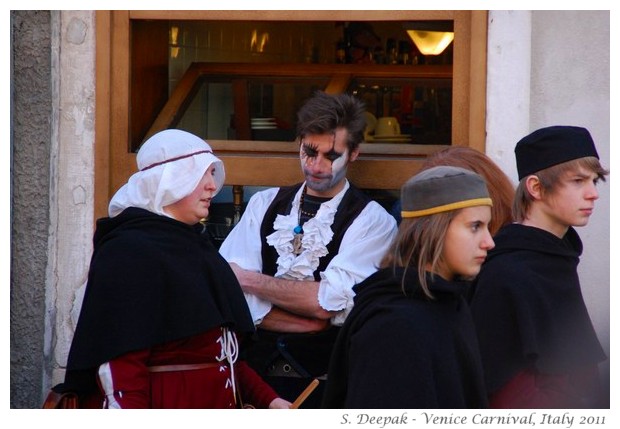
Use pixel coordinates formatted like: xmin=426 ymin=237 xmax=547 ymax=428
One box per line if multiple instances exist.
xmin=401 ymin=197 xmax=493 ymax=219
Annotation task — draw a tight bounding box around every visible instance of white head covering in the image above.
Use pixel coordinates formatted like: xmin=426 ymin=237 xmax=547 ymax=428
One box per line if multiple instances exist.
xmin=108 ymin=129 xmax=225 ymax=218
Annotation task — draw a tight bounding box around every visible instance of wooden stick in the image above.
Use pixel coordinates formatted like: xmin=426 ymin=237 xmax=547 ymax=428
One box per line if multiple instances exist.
xmin=290 ymin=378 xmax=320 ymax=409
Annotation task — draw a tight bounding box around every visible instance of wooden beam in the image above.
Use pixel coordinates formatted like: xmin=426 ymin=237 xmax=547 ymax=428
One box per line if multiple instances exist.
xmin=94 ymin=11 xmax=111 ymax=221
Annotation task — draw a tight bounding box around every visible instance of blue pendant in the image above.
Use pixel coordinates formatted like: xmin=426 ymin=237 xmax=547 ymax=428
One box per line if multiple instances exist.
xmin=293 ymin=225 xmax=303 ymax=234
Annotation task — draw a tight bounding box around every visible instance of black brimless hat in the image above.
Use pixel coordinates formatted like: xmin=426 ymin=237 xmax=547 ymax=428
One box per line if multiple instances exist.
xmin=515 ymin=125 xmax=599 ymax=180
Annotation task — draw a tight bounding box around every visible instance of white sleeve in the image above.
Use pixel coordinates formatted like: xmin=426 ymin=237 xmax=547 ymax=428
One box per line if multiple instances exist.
xmin=317 ymin=201 xmax=397 ymax=325
xmin=219 ymin=188 xmax=279 ymax=325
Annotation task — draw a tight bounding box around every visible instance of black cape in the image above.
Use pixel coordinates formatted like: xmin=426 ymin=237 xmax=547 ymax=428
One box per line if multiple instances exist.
xmin=470 ymin=224 xmax=607 ymax=394
xmin=60 ymin=207 xmax=255 ymax=394
xmin=322 ymin=267 xmax=488 ymax=409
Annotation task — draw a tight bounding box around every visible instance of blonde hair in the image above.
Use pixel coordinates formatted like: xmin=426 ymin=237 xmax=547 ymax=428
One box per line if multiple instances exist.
xmin=380 ymin=210 xmax=457 ymax=299
xmin=513 ymin=156 xmax=609 ymax=222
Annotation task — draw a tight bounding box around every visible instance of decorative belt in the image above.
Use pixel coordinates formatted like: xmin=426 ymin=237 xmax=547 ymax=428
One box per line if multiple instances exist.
xmin=148 ymin=362 xmax=222 ymax=373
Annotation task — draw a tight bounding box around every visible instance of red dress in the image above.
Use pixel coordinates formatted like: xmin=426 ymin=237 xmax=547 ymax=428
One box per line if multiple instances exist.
xmin=61 ymin=210 xmax=267 ymax=409
xmin=95 ymin=328 xmax=278 ymax=409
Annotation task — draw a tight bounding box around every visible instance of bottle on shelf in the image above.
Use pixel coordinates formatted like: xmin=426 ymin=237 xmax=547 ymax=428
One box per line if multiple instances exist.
xmin=335 ymin=40 xmax=346 ymax=64
xmin=373 ymin=45 xmax=385 ymax=65
xmin=386 ymin=38 xmax=398 ymax=64
xmin=343 ymin=22 xmax=353 ymax=64
xmin=398 ymin=40 xmax=411 ymax=65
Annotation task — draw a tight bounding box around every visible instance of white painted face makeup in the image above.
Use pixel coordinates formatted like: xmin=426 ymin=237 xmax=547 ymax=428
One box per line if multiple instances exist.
xmin=300 ymin=144 xmax=349 ymax=195
xmin=330 ymin=150 xmax=348 ymax=177
xmin=300 ymin=146 xmax=309 ymax=171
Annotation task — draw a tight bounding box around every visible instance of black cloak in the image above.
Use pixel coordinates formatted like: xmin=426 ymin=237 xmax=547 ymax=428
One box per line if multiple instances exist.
xmin=322 ymin=267 xmax=488 ymax=409
xmin=470 ymin=224 xmax=607 ymax=394
xmin=60 ymin=207 xmax=255 ymax=394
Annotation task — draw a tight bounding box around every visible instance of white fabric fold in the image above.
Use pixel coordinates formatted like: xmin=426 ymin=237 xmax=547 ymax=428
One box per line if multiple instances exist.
xmin=108 ymin=129 xmax=224 ymax=218
xmin=265 ymin=182 xmax=347 ymax=280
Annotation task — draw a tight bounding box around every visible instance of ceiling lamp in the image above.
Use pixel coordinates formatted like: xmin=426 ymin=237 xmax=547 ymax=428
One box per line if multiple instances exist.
xmin=404 ymin=21 xmax=454 ymax=56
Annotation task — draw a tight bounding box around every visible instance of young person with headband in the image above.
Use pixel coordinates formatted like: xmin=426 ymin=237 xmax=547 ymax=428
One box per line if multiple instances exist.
xmin=322 ymin=166 xmax=494 ymax=408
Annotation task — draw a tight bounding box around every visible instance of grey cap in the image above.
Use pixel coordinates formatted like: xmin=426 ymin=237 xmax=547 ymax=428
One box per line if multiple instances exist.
xmin=401 ymin=166 xmax=492 ymax=218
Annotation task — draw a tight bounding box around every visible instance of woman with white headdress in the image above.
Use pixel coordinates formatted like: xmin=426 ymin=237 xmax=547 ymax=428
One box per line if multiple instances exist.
xmin=55 ymin=129 xmax=290 ymax=409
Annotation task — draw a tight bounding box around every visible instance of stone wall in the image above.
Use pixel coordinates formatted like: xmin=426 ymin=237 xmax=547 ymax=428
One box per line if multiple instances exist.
xmin=10 ymin=10 xmax=53 ymax=409
xmin=10 ymin=10 xmax=96 ymax=409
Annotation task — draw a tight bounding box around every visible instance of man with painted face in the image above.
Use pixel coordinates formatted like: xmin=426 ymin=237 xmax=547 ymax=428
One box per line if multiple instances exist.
xmin=219 ymin=91 xmax=397 ymax=407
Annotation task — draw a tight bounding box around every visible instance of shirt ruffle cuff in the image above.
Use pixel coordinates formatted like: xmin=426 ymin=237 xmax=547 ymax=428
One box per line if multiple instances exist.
xmin=318 ymin=270 xmax=355 ymax=326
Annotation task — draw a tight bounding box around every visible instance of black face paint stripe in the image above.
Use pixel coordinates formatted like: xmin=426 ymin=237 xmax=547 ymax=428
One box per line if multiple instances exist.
xmin=301 ymin=133 xmax=344 ymax=164
xmin=301 ymin=142 xmax=319 ymax=157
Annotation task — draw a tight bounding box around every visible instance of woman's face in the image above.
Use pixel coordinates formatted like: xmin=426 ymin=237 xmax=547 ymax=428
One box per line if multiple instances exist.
xmin=164 ymin=164 xmax=218 ymax=224
xmin=436 ymin=206 xmax=495 ymax=280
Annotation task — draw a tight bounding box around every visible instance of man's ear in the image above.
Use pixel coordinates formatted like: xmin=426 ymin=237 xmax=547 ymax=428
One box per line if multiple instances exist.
xmin=525 ymin=175 xmax=543 ymax=200
xmin=349 ymin=147 xmax=360 ymax=162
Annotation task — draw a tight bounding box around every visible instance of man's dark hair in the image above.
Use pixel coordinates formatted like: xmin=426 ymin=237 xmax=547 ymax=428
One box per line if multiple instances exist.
xmin=296 ymin=91 xmax=366 ymax=152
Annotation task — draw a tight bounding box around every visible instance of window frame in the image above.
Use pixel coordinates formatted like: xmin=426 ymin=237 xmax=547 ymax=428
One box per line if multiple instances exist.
xmin=94 ymin=10 xmax=488 ymax=219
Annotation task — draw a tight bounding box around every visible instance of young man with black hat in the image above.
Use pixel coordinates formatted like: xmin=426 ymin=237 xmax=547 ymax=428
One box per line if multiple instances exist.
xmin=470 ymin=125 xmax=609 ymax=408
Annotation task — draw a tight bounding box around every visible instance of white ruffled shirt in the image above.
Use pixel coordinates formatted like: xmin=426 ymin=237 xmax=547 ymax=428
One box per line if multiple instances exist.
xmin=219 ymin=181 xmax=397 ymax=326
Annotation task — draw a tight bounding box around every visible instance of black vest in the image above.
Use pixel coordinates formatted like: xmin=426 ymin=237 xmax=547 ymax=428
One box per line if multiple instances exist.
xmin=245 ymin=183 xmax=372 ymax=386
xmin=259 ymin=182 xmax=371 ymax=281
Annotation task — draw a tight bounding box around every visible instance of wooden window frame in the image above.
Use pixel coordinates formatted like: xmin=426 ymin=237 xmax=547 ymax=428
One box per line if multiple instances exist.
xmin=95 ymin=10 xmax=487 ymax=220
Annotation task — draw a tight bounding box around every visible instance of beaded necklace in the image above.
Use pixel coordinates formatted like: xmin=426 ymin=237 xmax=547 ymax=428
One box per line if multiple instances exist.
xmin=292 ymin=185 xmax=320 ymax=255
xmin=292 ymin=186 xmax=307 ymax=255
